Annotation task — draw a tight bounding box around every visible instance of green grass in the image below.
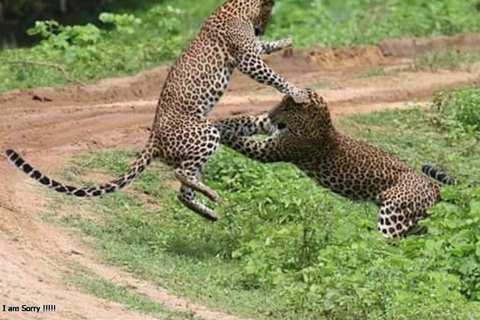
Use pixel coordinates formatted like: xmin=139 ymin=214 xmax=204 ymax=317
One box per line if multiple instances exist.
xmin=41 ymin=87 xmax=480 ymax=319
xmin=341 ymin=107 xmax=480 ymax=180
xmin=66 ymin=271 xmax=197 ymax=319
xmin=358 ymin=49 xmax=480 ymax=78
xmin=314 ymin=81 xmax=331 ymax=89
xmin=431 ymin=85 xmax=480 ymax=134
xmin=1 ymin=0 xmax=480 ymax=91
xmin=358 ymin=67 xmax=389 ymax=78
xmin=166 ymin=0 xmax=480 ymax=47
xmin=413 ymin=49 xmax=480 ymax=71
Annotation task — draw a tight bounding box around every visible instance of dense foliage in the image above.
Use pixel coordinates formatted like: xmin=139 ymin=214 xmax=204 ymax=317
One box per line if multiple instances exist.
xmin=52 ymin=87 xmax=480 ymax=319
xmin=432 ymin=85 xmax=480 ymax=140
xmin=2 ymin=0 xmax=160 ymax=27
xmin=1 ymin=0 xmax=480 ymax=91
xmin=0 ymin=7 xmax=185 ymax=91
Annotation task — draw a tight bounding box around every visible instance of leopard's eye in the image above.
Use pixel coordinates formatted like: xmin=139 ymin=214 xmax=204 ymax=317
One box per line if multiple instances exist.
xmin=277 ymin=123 xmax=287 ymax=130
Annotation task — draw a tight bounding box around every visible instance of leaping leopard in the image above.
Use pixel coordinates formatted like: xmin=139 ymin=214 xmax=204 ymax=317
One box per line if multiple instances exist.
xmin=5 ymin=0 xmax=309 ymax=221
xmin=214 ymin=90 xmax=456 ymax=238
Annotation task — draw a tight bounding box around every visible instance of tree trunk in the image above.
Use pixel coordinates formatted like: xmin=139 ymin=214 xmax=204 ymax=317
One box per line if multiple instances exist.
xmin=0 ymin=1 xmax=4 ymax=23
xmin=60 ymin=0 xmax=67 ymax=14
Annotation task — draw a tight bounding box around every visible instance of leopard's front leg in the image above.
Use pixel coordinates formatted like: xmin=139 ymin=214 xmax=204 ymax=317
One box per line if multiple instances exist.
xmin=236 ymin=53 xmax=309 ymax=103
xmin=228 ymin=22 xmax=309 ymax=103
xmin=221 ymin=132 xmax=284 ymax=164
xmin=260 ymin=38 xmax=292 ymax=55
xmin=213 ymin=114 xmax=274 ymax=140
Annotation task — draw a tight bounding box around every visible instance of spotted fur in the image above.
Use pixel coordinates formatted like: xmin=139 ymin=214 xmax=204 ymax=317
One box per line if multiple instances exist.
xmin=5 ymin=147 xmax=155 ymax=197
xmin=5 ymin=0 xmax=308 ymax=221
xmin=215 ymin=90 xmax=455 ymax=238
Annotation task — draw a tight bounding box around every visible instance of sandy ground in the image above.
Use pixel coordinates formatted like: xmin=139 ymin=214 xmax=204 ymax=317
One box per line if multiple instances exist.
xmin=0 ymin=34 xmax=480 ymax=319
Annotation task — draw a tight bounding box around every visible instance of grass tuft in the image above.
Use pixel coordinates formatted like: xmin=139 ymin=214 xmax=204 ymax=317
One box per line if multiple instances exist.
xmin=66 ymin=271 xmax=197 ymax=319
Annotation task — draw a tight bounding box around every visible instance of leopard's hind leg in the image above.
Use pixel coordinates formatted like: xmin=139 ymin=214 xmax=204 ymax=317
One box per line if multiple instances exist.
xmin=377 ymin=183 xmax=440 ymax=238
xmin=377 ymin=200 xmax=417 ymax=239
xmin=173 ymin=122 xmax=221 ymax=221
xmin=176 ymin=162 xmax=219 ymax=221
xmin=178 ymin=185 xmax=218 ymax=221
xmin=175 ymin=164 xmax=219 ymax=202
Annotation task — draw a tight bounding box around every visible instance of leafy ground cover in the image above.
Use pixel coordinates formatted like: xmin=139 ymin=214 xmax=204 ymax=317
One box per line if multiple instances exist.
xmin=1 ymin=0 xmax=480 ymax=91
xmin=43 ymin=86 xmax=480 ymax=319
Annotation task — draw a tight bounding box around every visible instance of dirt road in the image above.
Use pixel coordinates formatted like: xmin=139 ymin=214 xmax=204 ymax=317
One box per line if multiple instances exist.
xmin=0 ymin=35 xmax=479 ymax=319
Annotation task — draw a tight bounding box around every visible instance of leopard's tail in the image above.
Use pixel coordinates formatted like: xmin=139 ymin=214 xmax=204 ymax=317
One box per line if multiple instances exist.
xmin=422 ymin=164 xmax=456 ymax=185
xmin=5 ymin=138 xmax=159 ymax=197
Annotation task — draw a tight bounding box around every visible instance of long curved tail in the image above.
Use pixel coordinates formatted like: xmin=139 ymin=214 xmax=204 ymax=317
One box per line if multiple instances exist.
xmin=5 ymin=140 xmax=159 ymax=197
xmin=422 ymin=165 xmax=456 ymax=185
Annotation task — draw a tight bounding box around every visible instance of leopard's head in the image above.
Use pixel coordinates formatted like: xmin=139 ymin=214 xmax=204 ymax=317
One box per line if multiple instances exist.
xmin=269 ymin=90 xmax=334 ymax=140
xmin=224 ymin=0 xmax=275 ymax=35
xmin=220 ymin=0 xmax=275 ymax=36
xmin=253 ymin=0 xmax=275 ymax=35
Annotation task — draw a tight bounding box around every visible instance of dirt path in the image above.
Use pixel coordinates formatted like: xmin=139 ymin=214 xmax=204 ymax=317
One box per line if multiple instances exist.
xmin=0 ymin=35 xmax=479 ymax=319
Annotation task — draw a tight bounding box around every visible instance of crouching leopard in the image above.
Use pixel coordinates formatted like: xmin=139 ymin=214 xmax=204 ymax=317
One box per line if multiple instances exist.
xmin=5 ymin=0 xmax=309 ymax=221
xmin=214 ymin=90 xmax=456 ymax=238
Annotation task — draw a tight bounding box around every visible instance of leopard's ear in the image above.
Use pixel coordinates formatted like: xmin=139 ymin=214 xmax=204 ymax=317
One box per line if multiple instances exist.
xmin=282 ymin=93 xmax=296 ymax=105
xmin=301 ymin=89 xmax=318 ymax=109
xmin=307 ymin=90 xmax=326 ymax=109
xmin=260 ymin=0 xmax=275 ymax=6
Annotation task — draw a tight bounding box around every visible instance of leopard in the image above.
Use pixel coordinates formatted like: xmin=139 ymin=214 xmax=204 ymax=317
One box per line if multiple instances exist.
xmin=4 ymin=0 xmax=309 ymax=222
xmin=214 ymin=90 xmax=456 ymax=238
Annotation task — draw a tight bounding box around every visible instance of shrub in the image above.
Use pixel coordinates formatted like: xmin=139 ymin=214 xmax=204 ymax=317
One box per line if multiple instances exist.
xmin=431 ymin=86 xmax=480 ymax=141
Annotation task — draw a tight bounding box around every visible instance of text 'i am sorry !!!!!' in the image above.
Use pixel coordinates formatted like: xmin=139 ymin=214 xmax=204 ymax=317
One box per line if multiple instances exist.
xmin=2 ymin=305 xmax=56 ymax=313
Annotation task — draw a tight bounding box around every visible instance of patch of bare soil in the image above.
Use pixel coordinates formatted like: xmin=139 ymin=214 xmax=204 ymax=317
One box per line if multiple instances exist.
xmin=0 ymin=34 xmax=480 ymax=319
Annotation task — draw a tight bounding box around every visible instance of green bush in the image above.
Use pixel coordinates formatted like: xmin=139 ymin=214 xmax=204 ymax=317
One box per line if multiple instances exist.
xmin=270 ymin=185 xmax=480 ymax=320
xmin=268 ymin=0 xmax=480 ymax=47
xmin=1 ymin=0 xmax=480 ymax=91
xmin=0 ymin=6 xmax=185 ymax=91
xmin=432 ymin=86 xmax=480 ymax=137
